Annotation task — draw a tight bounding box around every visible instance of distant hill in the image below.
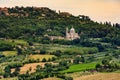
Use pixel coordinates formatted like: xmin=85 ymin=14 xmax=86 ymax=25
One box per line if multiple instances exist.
xmin=0 ymin=6 xmax=120 ymax=42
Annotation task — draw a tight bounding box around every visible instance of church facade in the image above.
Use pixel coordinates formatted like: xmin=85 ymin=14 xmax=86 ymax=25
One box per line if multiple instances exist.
xmin=66 ymin=27 xmax=80 ymax=40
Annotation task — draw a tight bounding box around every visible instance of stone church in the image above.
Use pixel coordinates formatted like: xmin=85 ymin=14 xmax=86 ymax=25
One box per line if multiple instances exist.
xmin=45 ymin=27 xmax=80 ymax=40
xmin=66 ymin=27 xmax=80 ymax=40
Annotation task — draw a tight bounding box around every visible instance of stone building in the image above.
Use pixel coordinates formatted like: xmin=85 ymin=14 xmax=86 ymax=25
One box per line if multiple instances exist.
xmin=44 ymin=27 xmax=80 ymax=40
xmin=44 ymin=34 xmax=64 ymax=40
xmin=66 ymin=27 xmax=80 ymax=40
xmin=0 ymin=7 xmax=9 ymax=16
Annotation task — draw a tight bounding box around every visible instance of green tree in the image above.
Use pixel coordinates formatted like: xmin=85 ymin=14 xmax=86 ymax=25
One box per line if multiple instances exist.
xmin=102 ymin=59 xmax=109 ymax=65
xmin=40 ymin=49 xmax=46 ymax=54
xmin=16 ymin=47 xmax=23 ymax=55
xmin=42 ymin=58 xmax=47 ymax=62
xmin=54 ymin=50 xmax=62 ymax=57
xmin=12 ymin=67 xmax=20 ymax=76
xmin=96 ymin=63 xmax=102 ymax=71
xmin=73 ymin=56 xmax=80 ymax=64
xmin=4 ymin=66 xmax=11 ymax=78
xmin=36 ymin=65 xmax=42 ymax=72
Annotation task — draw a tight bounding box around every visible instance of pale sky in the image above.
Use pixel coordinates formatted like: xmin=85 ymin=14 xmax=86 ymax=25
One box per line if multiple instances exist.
xmin=0 ymin=0 xmax=120 ymax=23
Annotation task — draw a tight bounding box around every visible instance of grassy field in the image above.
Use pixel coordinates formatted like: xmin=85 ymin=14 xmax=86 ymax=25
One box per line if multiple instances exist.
xmin=0 ymin=39 xmax=28 ymax=46
xmin=35 ymin=44 xmax=98 ymax=54
xmin=29 ymin=54 xmax=56 ymax=61
xmin=74 ymin=73 xmax=120 ymax=80
xmin=62 ymin=62 xmax=99 ymax=73
xmin=65 ymin=72 xmax=93 ymax=78
xmin=2 ymin=51 xmax=17 ymax=57
xmin=64 ymin=47 xmax=98 ymax=54
xmin=7 ymin=39 xmax=28 ymax=45
xmin=46 ymin=44 xmax=98 ymax=54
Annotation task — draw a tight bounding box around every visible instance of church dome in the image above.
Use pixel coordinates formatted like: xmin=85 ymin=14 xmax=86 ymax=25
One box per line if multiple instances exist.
xmin=70 ymin=27 xmax=75 ymax=33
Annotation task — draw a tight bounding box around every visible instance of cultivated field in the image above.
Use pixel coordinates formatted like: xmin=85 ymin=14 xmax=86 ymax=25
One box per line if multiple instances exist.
xmin=0 ymin=39 xmax=28 ymax=46
xmin=37 ymin=44 xmax=98 ymax=54
xmin=18 ymin=62 xmax=45 ymax=74
xmin=7 ymin=39 xmax=28 ymax=45
xmin=29 ymin=54 xmax=55 ymax=61
xmin=0 ymin=77 xmax=18 ymax=80
xmin=2 ymin=51 xmax=17 ymax=57
xmin=74 ymin=73 xmax=120 ymax=80
xmin=62 ymin=62 xmax=98 ymax=73
xmin=11 ymin=62 xmax=58 ymax=74
xmin=42 ymin=77 xmax=62 ymax=80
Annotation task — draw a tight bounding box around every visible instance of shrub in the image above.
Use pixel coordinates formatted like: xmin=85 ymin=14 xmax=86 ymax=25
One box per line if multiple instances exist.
xmin=40 ymin=49 xmax=46 ymax=54
xmin=42 ymin=58 xmax=47 ymax=62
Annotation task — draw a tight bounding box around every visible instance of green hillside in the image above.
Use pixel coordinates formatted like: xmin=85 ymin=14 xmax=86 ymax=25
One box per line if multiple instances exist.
xmin=0 ymin=7 xmax=120 ymax=80
xmin=0 ymin=7 xmax=119 ymax=44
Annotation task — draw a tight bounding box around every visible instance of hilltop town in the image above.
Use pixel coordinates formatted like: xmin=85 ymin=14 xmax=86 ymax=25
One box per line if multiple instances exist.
xmin=0 ymin=7 xmax=72 ymax=17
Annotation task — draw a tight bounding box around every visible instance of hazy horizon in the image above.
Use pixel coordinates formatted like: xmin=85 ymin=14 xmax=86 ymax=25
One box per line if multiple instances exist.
xmin=0 ymin=0 xmax=120 ymax=23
